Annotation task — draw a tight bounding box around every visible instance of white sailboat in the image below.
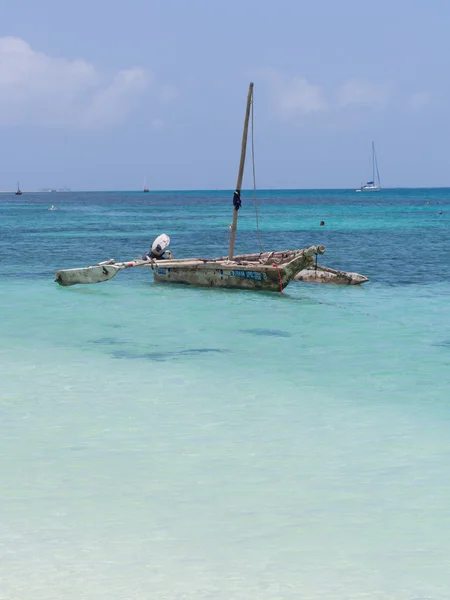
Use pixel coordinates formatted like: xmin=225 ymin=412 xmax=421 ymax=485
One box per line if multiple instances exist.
xmin=356 ymin=142 xmax=381 ymax=192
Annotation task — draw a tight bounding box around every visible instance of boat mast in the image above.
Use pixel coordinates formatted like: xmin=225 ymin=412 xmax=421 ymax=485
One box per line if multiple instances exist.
xmin=372 ymin=141 xmax=375 ymax=185
xmin=374 ymin=143 xmax=381 ymax=187
xmin=227 ymin=82 xmax=254 ymax=261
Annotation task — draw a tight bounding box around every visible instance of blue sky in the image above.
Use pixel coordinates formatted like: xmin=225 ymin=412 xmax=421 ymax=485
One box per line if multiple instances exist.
xmin=0 ymin=0 xmax=449 ymax=190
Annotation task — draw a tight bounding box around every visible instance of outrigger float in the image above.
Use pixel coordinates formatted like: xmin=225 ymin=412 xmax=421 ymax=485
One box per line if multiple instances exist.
xmin=55 ymin=83 xmax=367 ymax=291
xmin=295 ymin=264 xmax=368 ymax=285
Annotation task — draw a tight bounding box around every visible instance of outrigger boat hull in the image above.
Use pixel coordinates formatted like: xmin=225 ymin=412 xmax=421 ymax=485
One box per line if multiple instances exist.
xmin=54 ymin=247 xmax=326 ymax=291
xmin=145 ymin=246 xmax=325 ymax=292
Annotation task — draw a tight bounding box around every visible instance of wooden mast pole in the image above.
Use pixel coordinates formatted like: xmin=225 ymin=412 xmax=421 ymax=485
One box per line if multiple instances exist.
xmin=227 ymin=82 xmax=254 ymax=261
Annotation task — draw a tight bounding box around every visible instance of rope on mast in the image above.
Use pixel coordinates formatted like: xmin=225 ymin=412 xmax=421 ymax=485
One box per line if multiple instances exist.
xmin=251 ymin=90 xmax=265 ymax=252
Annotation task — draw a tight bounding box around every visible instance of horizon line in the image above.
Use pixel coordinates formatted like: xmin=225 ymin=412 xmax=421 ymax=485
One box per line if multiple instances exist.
xmin=1 ymin=186 xmax=450 ymax=193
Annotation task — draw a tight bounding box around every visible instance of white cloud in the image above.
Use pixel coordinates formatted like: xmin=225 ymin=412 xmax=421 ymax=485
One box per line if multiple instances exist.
xmin=0 ymin=36 xmax=154 ymax=127
xmin=408 ymin=91 xmax=431 ymax=111
xmin=150 ymin=118 xmax=165 ymax=131
xmin=264 ymin=70 xmax=327 ymax=115
xmin=159 ymin=85 xmax=178 ymax=102
xmin=80 ymin=67 xmax=149 ymax=127
xmin=260 ymin=70 xmax=434 ymax=125
xmin=338 ymin=79 xmax=389 ymax=107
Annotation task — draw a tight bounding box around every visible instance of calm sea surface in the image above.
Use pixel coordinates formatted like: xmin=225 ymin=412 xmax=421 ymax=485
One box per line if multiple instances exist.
xmin=1 ymin=189 xmax=449 ymax=599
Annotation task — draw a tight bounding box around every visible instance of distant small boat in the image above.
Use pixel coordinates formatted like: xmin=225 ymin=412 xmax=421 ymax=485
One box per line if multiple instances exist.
xmin=143 ymin=176 xmax=149 ymax=193
xmin=15 ymin=182 xmax=22 ymax=196
xmin=356 ymin=142 xmax=381 ymax=192
xmin=49 ymin=205 xmax=56 ymax=211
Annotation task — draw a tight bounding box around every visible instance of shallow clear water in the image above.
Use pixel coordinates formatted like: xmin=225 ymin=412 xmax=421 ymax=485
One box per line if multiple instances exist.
xmin=1 ymin=189 xmax=449 ymax=599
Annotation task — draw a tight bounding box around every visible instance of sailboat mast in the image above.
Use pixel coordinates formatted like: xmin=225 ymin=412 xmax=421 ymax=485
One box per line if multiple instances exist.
xmin=372 ymin=141 xmax=375 ymax=184
xmin=227 ymin=82 xmax=254 ymax=261
xmin=375 ymin=147 xmax=381 ymax=188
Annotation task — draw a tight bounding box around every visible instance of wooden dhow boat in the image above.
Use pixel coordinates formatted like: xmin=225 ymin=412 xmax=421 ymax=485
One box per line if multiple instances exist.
xmin=55 ymin=246 xmax=325 ymax=292
xmin=55 ymin=83 xmax=326 ymax=292
xmin=141 ymin=247 xmax=325 ymax=292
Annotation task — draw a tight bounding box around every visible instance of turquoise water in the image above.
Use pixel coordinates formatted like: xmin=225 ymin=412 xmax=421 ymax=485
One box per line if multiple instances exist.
xmin=1 ymin=189 xmax=450 ymax=599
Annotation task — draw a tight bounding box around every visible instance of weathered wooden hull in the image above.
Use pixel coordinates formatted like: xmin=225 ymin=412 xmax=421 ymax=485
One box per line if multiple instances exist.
xmin=151 ymin=262 xmax=289 ymax=291
xmin=142 ymin=247 xmax=325 ymax=292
